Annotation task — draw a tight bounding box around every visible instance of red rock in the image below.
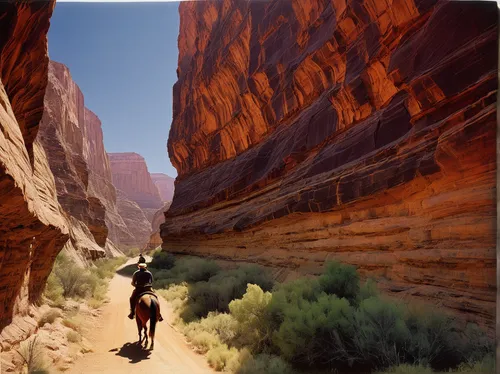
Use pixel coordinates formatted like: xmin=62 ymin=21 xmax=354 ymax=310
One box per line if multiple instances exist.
xmin=163 ymin=0 xmax=497 ymax=332
xmin=151 ymin=173 xmax=175 ymax=202
xmin=116 ymin=189 xmax=152 ymax=249
xmin=37 ymin=61 xmax=107 ymax=260
xmin=109 ymin=153 xmax=163 ymax=210
xmin=146 ymin=201 xmax=172 ymax=251
xmin=0 ymin=0 xmax=70 ymax=332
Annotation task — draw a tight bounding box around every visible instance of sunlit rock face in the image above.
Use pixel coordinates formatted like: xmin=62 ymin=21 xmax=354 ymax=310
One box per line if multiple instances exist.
xmin=146 ymin=201 xmax=172 ymax=251
xmin=163 ymin=0 xmax=497 ymax=332
xmin=151 ymin=173 xmax=175 ymax=202
xmin=109 ymin=152 xmax=163 ymax=210
xmin=0 ymin=0 xmax=70 ymax=332
xmin=115 ymin=189 xmax=152 ymax=249
xmin=37 ymin=61 xmax=108 ymax=260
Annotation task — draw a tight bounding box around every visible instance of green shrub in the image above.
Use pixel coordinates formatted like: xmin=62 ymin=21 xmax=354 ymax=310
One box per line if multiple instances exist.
xmin=206 ymin=344 xmax=240 ymax=371
xmin=92 ymin=257 xmax=127 ymax=279
xmin=149 ymin=251 xmax=176 ymax=270
xmin=375 ymin=364 xmax=433 ymax=374
xmin=272 ymin=293 xmax=355 ymax=366
xmin=185 ymin=264 xmax=274 ymax=320
xmin=43 ymin=272 xmax=64 ymax=307
xmin=236 ymin=354 xmax=294 ymax=374
xmin=38 ymin=308 xmax=62 ymax=327
xmin=354 ymin=296 xmax=410 ymax=367
xmin=402 ymin=303 xmax=460 ymax=368
xmin=229 ymin=284 xmax=273 ymax=351
xmin=319 ymin=261 xmax=360 ymax=303
xmin=184 ymin=312 xmax=238 ymax=346
xmin=16 ymin=336 xmax=48 ymax=374
xmin=455 ymin=353 xmax=495 ymax=372
xmin=66 ymin=330 xmax=82 ymax=343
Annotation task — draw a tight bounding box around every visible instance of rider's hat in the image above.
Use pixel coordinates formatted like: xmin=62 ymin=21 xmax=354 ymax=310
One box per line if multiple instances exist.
xmin=138 ymin=263 xmax=147 ymax=268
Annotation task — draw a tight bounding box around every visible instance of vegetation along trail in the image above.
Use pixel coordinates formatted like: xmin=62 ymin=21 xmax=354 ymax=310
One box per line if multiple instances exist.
xmin=67 ymin=257 xmax=214 ymax=374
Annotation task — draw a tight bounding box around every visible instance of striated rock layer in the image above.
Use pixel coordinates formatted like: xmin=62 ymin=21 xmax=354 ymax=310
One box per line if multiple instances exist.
xmin=37 ymin=61 xmax=107 ymax=260
xmin=83 ymin=109 xmax=136 ymax=249
xmin=0 ymin=0 xmax=69 ymax=332
xmin=146 ymin=201 xmax=172 ymax=251
xmin=162 ymin=0 xmax=498 ymax=332
xmin=116 ymin=189 xmax=152 ymax=249
xmin=151 ymin=173 xmax=175 ymax=202
xmin=109 ymin=153 xmax=163 ymax=210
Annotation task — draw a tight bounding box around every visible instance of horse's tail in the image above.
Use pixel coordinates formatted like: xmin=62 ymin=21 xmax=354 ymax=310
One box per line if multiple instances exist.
xmin=149 ymin=297 xmax=158 ymax=338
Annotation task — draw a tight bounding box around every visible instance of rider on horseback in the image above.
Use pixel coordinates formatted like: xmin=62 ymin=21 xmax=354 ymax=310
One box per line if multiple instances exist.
xmin=128 ymin=254 xmax=163 ymax=321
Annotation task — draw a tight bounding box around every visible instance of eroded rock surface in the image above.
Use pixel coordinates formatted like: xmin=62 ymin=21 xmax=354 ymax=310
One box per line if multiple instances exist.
xmin=109 ymin=153 xmax=163 ymax=210
xmin=37 ymin=61 xmax=107 ymax=260
xmin=146 ymin=201 xmax=172 ymax=251
xmin=116 ymin=190 xmax=152 ymax=249
xmin=151 ymin=173 xmax=175 ymax=202
xmin=0 ymin=0 xmax=69 ymax=332
xmin=163 ymin=0 xmax=497 ymax=331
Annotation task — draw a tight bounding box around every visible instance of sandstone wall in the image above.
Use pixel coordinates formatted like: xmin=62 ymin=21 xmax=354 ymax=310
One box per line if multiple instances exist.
xmin=162 ymin=0 xmax=497 ymax=332
xmin=0 ymin=0 xmax=70 ymax=333
xmin=151 ymin=173 xmax=175 ymax=202
xmin=116 ymin=189 xmax=152 ymax=249
xmin=37 ymin=61 xmax=107 ymax=261
xmin=109 ymin=153 xmax=163 ymax=210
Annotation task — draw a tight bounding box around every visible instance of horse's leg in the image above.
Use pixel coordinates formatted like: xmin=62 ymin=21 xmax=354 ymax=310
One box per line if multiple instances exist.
xmin=136 ymin=314 xmax=142 ymax=343
xmin=143 ymin=325 xmax=148 ymax=348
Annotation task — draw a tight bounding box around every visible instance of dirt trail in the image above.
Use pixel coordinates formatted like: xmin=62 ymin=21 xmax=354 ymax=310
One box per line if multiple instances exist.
xmin=67 ymin=258 xmax=214 ymax=374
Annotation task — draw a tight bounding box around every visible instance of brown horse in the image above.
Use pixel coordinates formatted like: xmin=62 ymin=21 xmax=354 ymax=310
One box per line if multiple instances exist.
xmin=135 ymin=294 xmax=160 ymax=350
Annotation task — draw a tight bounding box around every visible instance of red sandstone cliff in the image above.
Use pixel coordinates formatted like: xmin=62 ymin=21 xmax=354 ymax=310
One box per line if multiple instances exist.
xmin=37 ymin=61 xmax=108 ymax=260
xmin=162 ymin=0 xmax=498 ymax=331
xmin=109 ymin=152 xmax=163 ymax=224
xmin=151 ymin=173 xmax=175 ymax=202
xmin=0 ymin=1 xmax=70 ymax=333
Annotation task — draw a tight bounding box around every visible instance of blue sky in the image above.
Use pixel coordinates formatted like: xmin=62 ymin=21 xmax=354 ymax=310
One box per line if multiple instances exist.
xmin=48 ymin=2 xmax=180 ymax=177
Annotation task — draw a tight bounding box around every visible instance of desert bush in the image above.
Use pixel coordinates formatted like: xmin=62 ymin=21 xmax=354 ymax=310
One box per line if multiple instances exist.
xmin=318 ymin=261 xmax=360 ymax=304
xmin=229 ymin=284 xmax=273 ymax=351
xmin=206 ymin=343 xmax=241 ymax=371
xmin=185 ymin=264 xmax=274 ymax=320
xmin=272 ymin=293 xmax=355 ymax=366
xmin=236 ymin=353 xmax=294 ymax=374
xmin=66 ymin=330 xmax=82 ymax=343
xmin=62 ymin=317 xmax=82 ymax=332
xmin=43 ymin=272 xmax=65 ymax=307
xmin=16 ymin=336 xmax=48 ymax=374
xmin=149 ymin=251 xmax=176 ymax=270
xmin=375 ymin=364 xmax=433 ymax=374
xmin=190 ymin=330 xmax=222 ymax=353
xmin=454 ymin=353 xmax=495 ymax=373
xmin=38 ymin=308 xmax=62 ymax=327
xmin=353 ymin=296 xmax=410 ymax=367
xmin=92 ymin=257 xmax=127 ymax=279
xmin=184 ymin=312 xmax=238 ymax=346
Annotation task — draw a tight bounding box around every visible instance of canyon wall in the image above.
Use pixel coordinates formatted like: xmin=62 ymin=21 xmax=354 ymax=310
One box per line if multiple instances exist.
xmin=109 ymin=152 xmax=163 ymax=224
xmin=151 ymin=173 xmax=175 ymax=202
xmin=109 ymin=153 xmax=163 ymax=209
xmin=146 ymin=201 xmax=172 ymax=251
xmin=162 ymin=0 xmax=498 ymax=332
xmin=0 ymin=0 xmax=70 ymax=332
xmin=37 ymin=61 xmax=108 ymax=261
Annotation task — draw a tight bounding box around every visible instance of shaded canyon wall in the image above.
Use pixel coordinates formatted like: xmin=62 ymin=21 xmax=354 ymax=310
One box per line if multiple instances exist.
xmin=162 ymin=0 xmax=497 ymax=331
xmin=0 ymin=0 xmax=70 ymax=333
xmin=109 ymin=152 xmax=161 ymax=247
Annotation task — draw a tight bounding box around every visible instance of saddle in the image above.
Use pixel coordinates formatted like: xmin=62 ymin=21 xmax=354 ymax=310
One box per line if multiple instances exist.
xmin=137 ymin=290 xmax=158 ymax=300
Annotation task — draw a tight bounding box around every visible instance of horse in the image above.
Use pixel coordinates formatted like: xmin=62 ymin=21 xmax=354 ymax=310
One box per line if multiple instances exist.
xmin=135 ymin=293 xmax=160 ymax=350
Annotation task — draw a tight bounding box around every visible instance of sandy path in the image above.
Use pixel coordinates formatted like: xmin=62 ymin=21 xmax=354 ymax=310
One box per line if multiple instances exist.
xmin=67 ymin=258 xmax=214 ymax=374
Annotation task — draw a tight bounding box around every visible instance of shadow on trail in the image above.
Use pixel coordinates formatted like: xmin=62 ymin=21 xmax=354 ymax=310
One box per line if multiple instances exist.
xmin=110 ymin=342 xmax=152 ymax=363
xmin=116 ymin=264 xmax=137 ymax=278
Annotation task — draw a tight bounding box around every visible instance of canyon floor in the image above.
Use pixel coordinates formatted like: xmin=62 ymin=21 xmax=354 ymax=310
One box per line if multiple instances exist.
xmin=67 ymin=257 xmax=214 ymax=374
